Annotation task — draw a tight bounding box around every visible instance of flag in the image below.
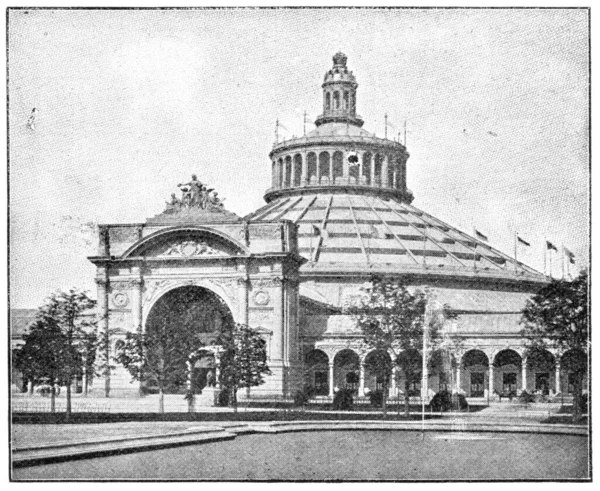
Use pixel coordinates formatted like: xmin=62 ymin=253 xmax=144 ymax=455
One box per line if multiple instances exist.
xmin=517 ymin=235 xmax=530 ymax=247
xmin=26 ymin=108 xmax=36 ymax=130
xmin=546 ymin=240 xmax=558 ymax=252
xmin=386 ymin=119 xmax=396 ymax=130
xmin=312 ymin=225 xmax=321 ymax=236
xmin=474 ymin=229 xmax=488 ymax=241
xmin=564 ymin=247 xmax=575 ymax=264
xmin=347 ymin=152 xmax=359 ymax=165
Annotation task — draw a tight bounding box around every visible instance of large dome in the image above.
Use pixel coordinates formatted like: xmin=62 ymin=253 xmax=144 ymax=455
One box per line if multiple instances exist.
xmin=253 ymin=53 xmax=545 ymax=286
xmin=246 ymin=191 xmax=544 ymax=284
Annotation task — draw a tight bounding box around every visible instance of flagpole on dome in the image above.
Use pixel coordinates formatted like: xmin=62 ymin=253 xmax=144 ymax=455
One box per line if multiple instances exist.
xmin=543 ymin=237 xmax=547 ymax=277
xmin=514 ymin=231 xmax=518 ymax=275
xmin=275 ymin=119 xmax=279 ymax=144
xmin=561 ymin=242 xmax=565 ymax=280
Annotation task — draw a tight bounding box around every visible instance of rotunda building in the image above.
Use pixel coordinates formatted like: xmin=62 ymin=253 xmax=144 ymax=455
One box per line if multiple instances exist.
xmin=89 ymin=53 xmax=584 ymax=403
xmin=246 ymin=52 xmax=564 ymax=401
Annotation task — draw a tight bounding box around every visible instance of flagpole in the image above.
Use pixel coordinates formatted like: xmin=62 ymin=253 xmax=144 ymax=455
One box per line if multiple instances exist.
xmin=385 ymin=113 xmax=388 ymax=139
xmin=514 ymin=231 xmax=518 ymax=275
xmin=275 ymin=119 xmax=279 ymax=144
xmin=404 ymin=120 xmax=407 ymax=146
xmin=543 ymin=238 xmax=547 ymax=277
xmin=303 ymin=111 xmax=307 ymax=136
xmin=561 ymin=243 xmax=565 ymax=280
xmin=549 ymin=247 xmax=553 ymax=279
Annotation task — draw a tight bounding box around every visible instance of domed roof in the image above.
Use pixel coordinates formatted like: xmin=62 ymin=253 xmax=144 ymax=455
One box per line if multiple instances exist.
xmin=246 ymin=192 xmax=546 ymax=284
xmin=306 ymin=122 xmax=373 ymax=138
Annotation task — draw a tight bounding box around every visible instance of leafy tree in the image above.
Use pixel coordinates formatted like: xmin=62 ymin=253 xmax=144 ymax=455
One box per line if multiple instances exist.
xmin=116 ymin=318 xmax=204 ymax=413
xmin=521 ymin=270 xmax=589 ymax=422
xmin=13 ymin=289 xmax=96 ymax=417
xmin=217 ymin=323 xmax=271 ymax=412
xmin=346 ymin=276 xmax=448 ymax=417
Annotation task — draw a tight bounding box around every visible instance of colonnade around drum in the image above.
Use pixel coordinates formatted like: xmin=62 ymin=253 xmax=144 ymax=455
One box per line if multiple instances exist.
xmin=303 ymin=346 xmax=588 ymax=400
xmin=272 ymin=150 xmax=406 ymax=191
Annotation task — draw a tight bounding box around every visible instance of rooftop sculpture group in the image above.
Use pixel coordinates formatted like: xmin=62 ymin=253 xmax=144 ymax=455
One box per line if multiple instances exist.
xmin=165 ymin=174 xmax=225 ymax=212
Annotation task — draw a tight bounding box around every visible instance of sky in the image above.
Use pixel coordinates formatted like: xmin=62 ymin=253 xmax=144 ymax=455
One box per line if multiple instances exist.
xmin=8 ymin=8 xmax=589 ymax=308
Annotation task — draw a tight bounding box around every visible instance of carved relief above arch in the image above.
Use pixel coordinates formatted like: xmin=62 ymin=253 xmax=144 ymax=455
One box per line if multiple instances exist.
xmin=141 ymin=277 xmax=239 ymax=327
xmin=121 ymin=226 xmax=249 ymax=259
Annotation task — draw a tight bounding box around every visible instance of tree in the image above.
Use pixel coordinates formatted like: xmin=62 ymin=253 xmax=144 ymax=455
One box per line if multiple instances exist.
xmin=346 ymin=275 xmax=438 ymax=417
xmin=217 ymin=323 xmax=271 ymax=412
xmin=13 ymin=289 xmax=96 ymax=417
xmin=116 ymin=318 xmax=204 ymax=413
xmin=521 ymin=270 xmax=589 ymax=422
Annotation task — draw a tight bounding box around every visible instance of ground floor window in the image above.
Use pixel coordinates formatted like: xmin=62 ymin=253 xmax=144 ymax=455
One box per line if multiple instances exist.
xmin=375 ymin=375 xmax=389 ymax=392
xmin=345 ymin=372 xmax=359 ymax=392
xmin=568 ymin=372 xmax=579 ymax=394
xmin=314 ymin=371 xmax=328 ymax=395
xmin=439 ymin=372 xmax=449 ymax=392
xmin=408 ymin=375 xmax=421 ymax=397
xmin=535 ymin=372 xmax=550 ymax=393
xmin=503 ymin=373 xmax=517 ymax=394
xmin=470 ymin=372 xmax=484 ymax=397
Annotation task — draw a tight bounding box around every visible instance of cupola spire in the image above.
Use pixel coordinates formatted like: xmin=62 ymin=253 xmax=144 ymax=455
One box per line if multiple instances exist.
xmin=314 ymin=52 xmax=364 ymax=128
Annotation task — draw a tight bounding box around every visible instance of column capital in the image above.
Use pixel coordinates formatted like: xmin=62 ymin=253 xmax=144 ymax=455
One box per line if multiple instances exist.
xmin=95 ymin=277 xmax=108 ymax=287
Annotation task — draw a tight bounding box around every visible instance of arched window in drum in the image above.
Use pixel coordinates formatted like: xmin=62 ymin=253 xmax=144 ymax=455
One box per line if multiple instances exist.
xmin=307 ymin=152 xmax=317 ymax=184
xmin=319 ymin=152 xmax=331 ymax=182
xmin=293 ymin=154 xmax=303 ymax=186
xmin=362 ymin=152 xmax=372 ymax=185
xmin=332 ymin=151 xmax=344 ymax=183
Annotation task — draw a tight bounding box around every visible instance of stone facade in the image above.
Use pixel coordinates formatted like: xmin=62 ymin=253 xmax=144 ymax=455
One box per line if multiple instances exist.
xmin=87 ymin=53 xmax=586 ymax=401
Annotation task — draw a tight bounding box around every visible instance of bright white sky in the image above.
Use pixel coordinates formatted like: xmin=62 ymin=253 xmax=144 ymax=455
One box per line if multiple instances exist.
xmin=8 ymin=8 xmax=589 ymax=308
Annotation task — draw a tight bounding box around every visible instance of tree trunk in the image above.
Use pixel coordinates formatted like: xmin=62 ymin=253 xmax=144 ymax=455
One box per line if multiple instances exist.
xmin=50 ymin=385 xmax=56 ymax=414
xmin=382 ymin=379 xmax=388 ymax=418
xmin=83 ymin=367 xmax=88 ymax=397
xmin=232 ymin=386 xmax=238 ymax=413
xmin=159 ymin=388 xmax=165 ymax=414
xmin=66 ymin=379 xmax=72 ymax=421
xmin=28 ymin=379 xmax=34 ymax=395
xmin=404 ymin=380 xmax=410 ymax=417
xmin=573 ymin=373 xmax=583 ymax=423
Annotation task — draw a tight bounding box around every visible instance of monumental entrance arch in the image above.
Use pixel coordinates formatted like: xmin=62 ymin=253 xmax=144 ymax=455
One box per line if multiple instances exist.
xmin=89 ymin=180 xmax=306 ymax=398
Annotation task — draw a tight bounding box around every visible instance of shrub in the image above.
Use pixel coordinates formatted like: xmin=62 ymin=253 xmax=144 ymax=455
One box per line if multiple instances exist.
xmin=332 ymin=388 xmax=354 ymax=410
xmin=580 ymin=393 xmax=588 ymax=414
xmin=217 ymin=387 xmax=231 ymax=406
xmin=294 ymin=385 xmax=316 ymax=406
xmin=520 ymin=390 xmax=535 ymax=404
xmin=430 ymin=390 xmax=452 ymax=412
xmin=368 ymin=390 xmax=384 ymax=408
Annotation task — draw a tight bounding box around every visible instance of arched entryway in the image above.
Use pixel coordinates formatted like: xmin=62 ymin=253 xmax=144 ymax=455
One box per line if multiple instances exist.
xmin=493 ymin=349 xmax=522 ymax=396
xmin=560 ymin=349 xmax=588 ymax=395
xmin=364 ymin=350 xmax=392 ymax=394
xmin=333 ymin=349 xmax=360 ymax=394
xmin=526 ymin=348 xmax=556 ymax=394
xmin=143 ymin=285 xmax=234 ymax=394
xmin=396 ymin=349 xmax=422 ymax=397
xmin=461 ymin=350 xmax=489 ymax=397
xmin=304 ymin=349 xmax=329 ymax=396
xmin=429 ymin=349 xmax=457 ymax=393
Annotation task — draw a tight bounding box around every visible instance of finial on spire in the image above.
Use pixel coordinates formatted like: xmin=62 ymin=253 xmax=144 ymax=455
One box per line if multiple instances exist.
xmin=333 ymin=51 xmax=347 ymax=67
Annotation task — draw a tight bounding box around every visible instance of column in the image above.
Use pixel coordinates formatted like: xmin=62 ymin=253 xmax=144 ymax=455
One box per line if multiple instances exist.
xmin=130 ymin=268 xmax=143 ymax=332
xmin=382 ymin=155 xmax=389 ymax=187
xmin=343 ymin=151 xmax=350 ymax=180
xmin=392 ymin=170 xmax=398 ymax=190
xmin=521 ymin=359 xmax=528 ymax=392
xmin=358 ymin=361 xmax=365 ymax=396
xmin=358 ymin=152 xmax=364 ymax=184
xmin=555 ymin=362 xmax=561 ymax=393
xmin=290 ymin=156 xmax=296 ymax=187
xmin=282 ymin=159 xmax=288 ymax=188
xmin=271 ymin=277 xmax=284 ymax=363
xmin=237 ymin=276 xmax=249 ymax=326
xmin=488 ymin=364 xmax=494 ymax=396
xmin=328 ymin=361 xmax=335 ymax=397
xmin=456 ymin=365 xmax=461 ymax=392
xmin=95 ymin=270 xmax=110 ymax=397
xmin=302 ymin=151 xmax=308 ymax=186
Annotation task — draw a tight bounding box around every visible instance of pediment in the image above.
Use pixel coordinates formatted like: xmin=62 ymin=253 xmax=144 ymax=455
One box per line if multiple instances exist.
xmin=123 ymin=228 xmax=246 ymax=258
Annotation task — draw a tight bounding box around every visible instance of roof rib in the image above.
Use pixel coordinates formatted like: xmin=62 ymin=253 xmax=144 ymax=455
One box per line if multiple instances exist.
xmin=312 ymin=195 xmax=333 ymax=262
xmin=361 ymin=196 xmax=420 ymax=264
xmin=347 ymin=196 xmax=370 ymax=264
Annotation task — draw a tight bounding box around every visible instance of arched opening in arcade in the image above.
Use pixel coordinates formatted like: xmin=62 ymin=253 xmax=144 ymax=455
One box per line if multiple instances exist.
xmin=396 ymin=349 xmax=422 ymax=397
xmin=304 ymin=349 xmax=329 ymax=396
xmin=144 ymin=285 xmax=234 ymax=395
xmin=333 ymin=349 xmax=360 ymax=394
xmin=363 ymin=350 xmax=392 ymax=395
xmin=560 ymin=349 xmax=588 ymax=395
xmin=461 ymin=350 xmax=489 ymax=397
xmin=493 ymin=349 xmax=522 ymax=397
xmin=525 ymin=348 xmax=556 ymax=394
xmin=429 ymin=349 xmax=457 ymax=393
